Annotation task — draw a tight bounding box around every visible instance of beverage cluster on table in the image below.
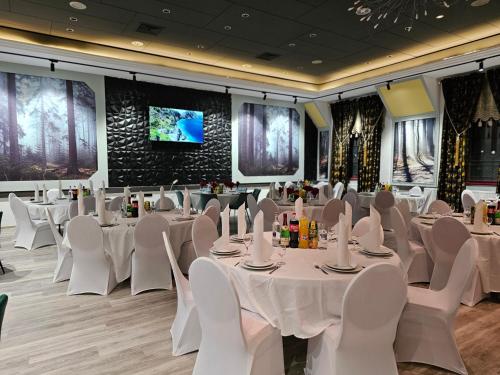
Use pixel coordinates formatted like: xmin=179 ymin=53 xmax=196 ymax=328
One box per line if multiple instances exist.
xmin=272 ymin=212 xmax=319 ymax=249
xmin=466 ymin=199 xmax=500 ymax=225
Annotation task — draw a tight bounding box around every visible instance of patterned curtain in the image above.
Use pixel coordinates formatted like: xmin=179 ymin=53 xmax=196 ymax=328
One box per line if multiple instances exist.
xmin=438 ymin=72 xmax=483 ymax=210
xmin=330 ymin=100 xmax=357 ymax=187
xmin=357 ymin=95 xmax=385 ymax=192
xmin=487 ymin=67 xmax=500 ymax=194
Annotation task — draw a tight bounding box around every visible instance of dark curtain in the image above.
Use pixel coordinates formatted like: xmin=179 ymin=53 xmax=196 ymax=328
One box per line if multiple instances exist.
xmin=357 ymin=95 xmax=385 ymax=192
xmin=330 ymin=99 xmax=357 ymax=187
xmin=304 ymin=113 xmax=318 ymax=180
xmin=487 ymin=67 xmax=500 ymax=194
xmin=438 ymin=72 xmax=483 ymax=210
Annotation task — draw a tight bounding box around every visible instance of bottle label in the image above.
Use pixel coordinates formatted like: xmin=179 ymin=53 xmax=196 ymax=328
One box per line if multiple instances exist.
xmin=290 ymin=223 xmax=299 ymax=232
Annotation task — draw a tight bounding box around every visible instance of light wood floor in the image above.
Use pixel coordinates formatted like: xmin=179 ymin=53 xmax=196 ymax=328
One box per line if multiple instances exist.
xmin=0 ymin=227 xmax=499 ymax=375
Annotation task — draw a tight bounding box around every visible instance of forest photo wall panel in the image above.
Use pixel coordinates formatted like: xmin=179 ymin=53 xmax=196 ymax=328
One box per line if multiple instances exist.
xmin=237 ymin=102 xmax=300 ymax=177
xmin=392 ymin=116 xmax=436 ymax=186
xmin=0 ymin=71 xmax=97 ymax=181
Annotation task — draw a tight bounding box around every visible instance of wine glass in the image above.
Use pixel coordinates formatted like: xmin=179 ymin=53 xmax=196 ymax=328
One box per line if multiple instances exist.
xmin=277 ymin=244 xmax=286 ymax=266
xmin=318 ymin=223 xmax=328 ymax=248
xmin=487 ymin=215 xmax=493 ymax=228
xmin=242 ymin=234 xmax=253 ymax=257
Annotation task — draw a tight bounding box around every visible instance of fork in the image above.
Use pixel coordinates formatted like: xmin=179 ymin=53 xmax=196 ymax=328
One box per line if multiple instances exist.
xmin=314 ymin=263 xmax=328 ymax=275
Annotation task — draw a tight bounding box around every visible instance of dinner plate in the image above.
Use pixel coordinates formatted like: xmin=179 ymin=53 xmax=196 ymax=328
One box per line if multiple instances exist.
xmin=324 ymin=262 xmax=358 ymax=271
xmin=156 ymin=208 xmax=171 ymax=212
xmin=360 ymin=249 xmax=393 ymax=257
xmin=420 ymin=220 xmax=435 ymax=226
xmin=37 ymin=202 xmax=54 ymax=206
xmin=173 ymin=216 xmax=195 ymax=221
xmin=211 ymin=243 xmax=242 ymax=253
xmin=242 ymin=259 xmax=274 ymax=268
xmin=241 ymin=260 xmax=275 ymax=270
xmin=31 ymin=200 xmax=42 ymax=203
xmin=323 ymin=264 xmax=363 ymax=273
xmin=419 ymin=215 xmax=434 ymax=219
xmin=230 ymin=235 xmax=245 ymax=242
xmin=470 ymin=230 xmax=493 ymax=235
xmin=211 ymin=249 xmax=241 ymax=256
xmin=100 ymin=223 xmax=119 ymax=227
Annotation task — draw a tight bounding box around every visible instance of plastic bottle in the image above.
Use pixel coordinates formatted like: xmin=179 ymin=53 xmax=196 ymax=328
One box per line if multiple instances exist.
xmin=289 ymin=213 xmax=299 ymax=248
xmin=309 ymin=220 xmax=318 ymax=249
xmin=298 ymin=215 xmax=309 ymax=249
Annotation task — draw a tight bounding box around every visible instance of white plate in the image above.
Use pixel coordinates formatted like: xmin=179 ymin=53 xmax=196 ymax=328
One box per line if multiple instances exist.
xmin=242 ymin=259 xmax=274 ymax=269
xmin=173 ymin=216 xmax=195 ymax=221
xmin=470 ymin=230 xmax=493 ymax=235
xmin=324 ymin=264 xmax=363 ymax=273
xmin=419 ymin=215 xmax=434 ymax=219
xmin=324 ymin=262 xmax=358 ymax=271
xmin=230 ymin=235 xmax=245 ymax=242
xmin=211 ymin=244 xmax=241 ymax=254
xmin=37 ymin=202 xmax=54 ymax=206
xmin=420 ymin=220 xmax=434 ymax=226
xmin=360 ymin=249 xmax=393 ymax=257
xmin=211 ymin=249 xmax=240 ymax=256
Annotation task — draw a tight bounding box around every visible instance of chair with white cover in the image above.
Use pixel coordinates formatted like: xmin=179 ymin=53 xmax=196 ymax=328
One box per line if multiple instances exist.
xmin=162 ymin=232 xmax=201 ymax=356
xmin=155 ymin=197 xmax=175 ymax=211
xmin=246 ymin=195 xmax=260 ymax=226
xmin=320 ymin=199 xmax=345 ymax=229
xmin=395 ymin=238 xmax=479 ymax=375
xmin=132 ymin=214 xmax=172 ymax=295
xmin=83 ymin=196 xmax=96 ymax=214
xmin=189 ymin=257 xmax=284 ymax=375
xmin=351 ymin=216 xmax=384 ymax=241
xmin=46 ymin=208 xmax=72 ymax=282
xmin=420 ymin=188 xmax=437 ymax=214
xmin=257 ymin=198 xmax=279 ymax=231
xmin=67 ymin=216 xmax=117 ymax=295
xmin=47 ymin=188 xmax=60 ymax=202
xmin=374 ymin=191 xmax=396 ymax=249
xmin=203 ymin=204 xmax=220 ymax=226
xmin=332 ymin=182 xmax=344 ymax=199
xmin=108 ymin=196 xmax=123 ymax=212
xmin=461 ymin=190 xmax=477 ymax=211
xmin=342 ymin=190 xmax=363 ymax=225
xmin=396 ymin=199 xmax=412 ymax=229
xmin=9 ymin=193 xmax=55 ymax=251
xmin=391 ymin=207 xmax=431 ymax=283
xmin=306 ymin=263 xmax=407 ymax=375
xmin=430 ymin=217 xmax=472 ymax=291
xmin=192 ymin=215 xmax=219 ymax=258
xmin=204 ymin=198 xmax=221 ymax=216
xmin=427 ymin=200 xmax=452 ymax=215
xmin=68 ymin=201 xmax=78 ymax=219
xmin=326 ymin=183 xmax=334 ymax=199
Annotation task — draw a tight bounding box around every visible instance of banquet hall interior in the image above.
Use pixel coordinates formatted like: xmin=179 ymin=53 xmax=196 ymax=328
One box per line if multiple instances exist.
xmin=0 ymin=0 xmax=500 ymax=374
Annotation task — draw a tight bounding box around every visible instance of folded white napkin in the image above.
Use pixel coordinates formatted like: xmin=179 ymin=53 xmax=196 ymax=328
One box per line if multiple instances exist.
xmin=283 ymin=186 xmax=288 ymax=202
xmin=336 ymin=213 xmax=350 ymax=267
xmin=358 ymin=205 xmax=383 ymax=252
xmin=213 ymin=205 xmax=230 ymax=249
xmin=96 ymin=190 xmax=111 ymax=225
xmin=252 ymin=211 xmax=273 ymax=265
xmin=138 ymin=191 xmax=146 ymax=218
xmin=345 ymin=201 xmax=352 ymax=240
xmin=473 ymin=200 xmax=488 ymax=232
xmin=42 ymin=184 xmax=48 ymax=203
xmin=89 ymin=180 xmax=94 ymax=196
xmin=319 ymin=185 xmax=328 ymax=204
xmin=274 ymin=181 xmax=281 ymax=190
xmin=77 ymin=188 xmax=85 ymax=216
xmin=58 ymin=180 xmax=64 ymax=199
xmin=237 ymin=203 xmax=247 ymax=238
xmin=34 ymin=183 xmax=39 ymax=202
xmin=183 ymin=187 xmax=190 ymax=217
xmin=409 ymin=186 xmax=422 ymax=197
xmin=295 ymin=197 xmax=303 ymax=218
xmin=159 ymin=186 xmax=167 ymax=210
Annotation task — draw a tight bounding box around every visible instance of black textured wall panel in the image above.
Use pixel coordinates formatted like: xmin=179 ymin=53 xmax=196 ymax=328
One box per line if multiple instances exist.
xmin=105 ymin=77 xmax=232 ymax=186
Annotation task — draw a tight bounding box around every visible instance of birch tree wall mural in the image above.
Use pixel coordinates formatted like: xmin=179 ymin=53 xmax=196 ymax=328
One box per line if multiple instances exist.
xmin=392 ymin=117 xmax=436 ymax=185
xmin=238 ymin=103 xmax=300 ymax=176
xmin=0 ymin=71 xmax=97 ymax=181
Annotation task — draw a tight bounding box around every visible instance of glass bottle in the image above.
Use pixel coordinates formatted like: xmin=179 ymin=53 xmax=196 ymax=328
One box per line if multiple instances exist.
xmin=309 ymin=220 xmax=318 ymax=249
xmin=272 ymin=213 xmax=281 ymax=247
xmin=280 ymin=213 xmax=290 ymax=248
xmin=289 ymin=213 xmax=299 ymax=248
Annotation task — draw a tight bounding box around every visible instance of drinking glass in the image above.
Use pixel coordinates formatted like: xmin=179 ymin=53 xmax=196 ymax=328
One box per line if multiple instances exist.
xmin=318 ymin=223 xmax=328 ymax=248
xmin=487 ymin=216 xmax=493 ymax=227
xmin=113 ymin=210 xmax=121 ymax=224
xmin=327 ymin=225 xmax=336 ymax=241
xmin=463 ymin=209 xmax=471 ymax=224
xmin=242 ymin=234 xmax=253 ymax=257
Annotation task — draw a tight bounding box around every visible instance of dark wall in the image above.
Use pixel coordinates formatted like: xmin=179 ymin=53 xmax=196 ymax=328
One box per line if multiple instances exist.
xmin=304 ymin=113 xmax=318 ymax=180
xmin=105 ymin=77 xmax=232 ymax=186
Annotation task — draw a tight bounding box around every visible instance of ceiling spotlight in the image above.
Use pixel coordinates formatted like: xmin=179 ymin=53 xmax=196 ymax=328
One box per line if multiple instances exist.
xmin=131 ymin=40 xmax=144 ymax=47
xmin=293 ymin=96 xmax=297 ymax=104
xmin=436 ymin=14 xmax=444 ymax=19
xmin=263 ymin=92 xmax=267 ymax=100
xmin=225 ymin=86 xmax=229 ymax=94
xmin=50 ymin=60 xmax=56 ymax=72
xmin=66 ymin=27 xmax=74 ymax=32
xmin=386 ymin=81 xmax=392 ymax=90
xmin=338 ymin=93 xmax=342 ymax=100
xmin=69 ymin=1 xmax=87 ymax=10
xmin=69 ymin=16 xmax=78 ymax=22
xmin=311 ymin=59 xmax=323 ymax=65
xmin=130 ymin=72 xmax=137 ymax=81
xmin=241 ymin=12 xmax=250 ymax=18
xmin=356 ymin=6 xmax=371 ymax=15
xmin=309 ymin=33 xmax=317 ymax=38
xmin=224 ymin=25 xmax=232 ymax=31
xmin=196 ymin=44 xmax=205 ymax=49
xmin=471 ymin=0 xmax=490 ymax=6
xmin=288 ymin=43 xmax=296 ymax=47
xmin=242 ymin=64 xmax=252 ymax=68
xmin=162 ymin=8 xmax=171 ymax=14
xmin=478 ymin=60 xmax=484 ymax=72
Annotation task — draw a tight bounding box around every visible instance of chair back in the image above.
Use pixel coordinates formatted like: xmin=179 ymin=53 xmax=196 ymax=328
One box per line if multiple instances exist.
xmin=134 ymin=214 xmax=170 ymax=262
xmin=251 ymin=188 xmax=261 ymax=202
xmin=108 ymin=196 xmax=123 ymax=211
xmin=205 ymin=198 xmax=221 ymax=212
xmin=352 ymin=217 xmax=384 ymax=241
xmin=332 ymin=182 xmax=344 ymax=199
xmin=203 ymin=205 xmax=220 ymax=226
xmin=320 ymin=199 xmax=345 ymax=229
xmin=9 ymin=193 xmax=33 ymax=229
xmin=175 ymin=190 xmax=184 ymax=207
xmin=427 ymin=200 xmax=452 ymax=215
xmin=257 ymin=198 xmax=279 ymax=231
xmin=326 ymin=183 xmax=334 ymax=199
xmin=67 ymin=216 xmax=106 ymax=264
xmin=192 ymin=215 xmax=219 ymax=257
xmin=337 ymin=263 xmax=407 ymax=350
xmin=246 ymin=195 xmax=260 ymax=223
xmin=390 ymin=207 xmax=414 ymax=275
xmin=155 ymin=197 xmax=175 ymax=211
xmin=162 ymin=232 xmax=190 ymax=306
xmin=439 ymin=238 xmax=478 ymax=313
xmin=229 ymin=192 xmax=248 ymax=210
xmin=68 ymin=201 xmax=78 ymax=219
xmin=46 ymin=208 xmax=63 ymax=249
xmin=342 ymin=190 xmax=361 ymax=225
xmin=197 ymin=193 xmax=217 ymax=211
xmin=0 ymin=294 xmax=7 ymax=339
xmin=83 ymin=196 xmax=96 ymax=214
xmin=430 ymin=217 xmax=471 ymax=290
xmin=461 ymin=190 xmax=477 ymax=211
xmin=47 ymin=188 xmax=60 ymax=202
xmin=396 ymin=199 xmax=412 ymax=230
xmin=278 ymin=211 xmax=294 ymax=226
xmin=189 ymin=258 xmax=246 ymax=352
xmin=374 ymin=191 xmax=395 ymax=230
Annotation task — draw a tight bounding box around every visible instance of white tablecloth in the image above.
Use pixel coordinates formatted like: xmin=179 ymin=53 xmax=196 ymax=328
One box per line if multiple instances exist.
xmin=412 ymin=216 xmax=500 ymax=294
xmin=214 ymin=233 xmax=403 ymax=338
xmin=358 ymin=192 xmax=426 ymax=213
xmin=62 ymin=210 xmax=196 ymax=282
xmin=277 ymin=202 xmax=324 ymax=222
xmin=27 ymin=200 xmax=70 ymax=225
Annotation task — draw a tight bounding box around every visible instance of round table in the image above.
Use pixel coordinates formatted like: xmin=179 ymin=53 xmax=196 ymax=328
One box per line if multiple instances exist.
xmin=27 ymin=199 xmax=71 ymax=225
xmin=276 ymin=202 xmax=324 ymax=221
xmin=358 ymin=192 xmax=426 ymax=213
xmin=214 ymin=233 xmax=403 ymax=338
xmin=412 ymin=216 xmax=500 ymax=295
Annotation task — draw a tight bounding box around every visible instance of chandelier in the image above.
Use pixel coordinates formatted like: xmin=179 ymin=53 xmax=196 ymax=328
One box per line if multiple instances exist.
xmin=347 ymin=0 xmax=461 ymax=31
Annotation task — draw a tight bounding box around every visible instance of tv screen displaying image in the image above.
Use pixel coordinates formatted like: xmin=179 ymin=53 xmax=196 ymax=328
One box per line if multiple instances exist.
xmin=149 ymin=106 xmax=204 ymax=143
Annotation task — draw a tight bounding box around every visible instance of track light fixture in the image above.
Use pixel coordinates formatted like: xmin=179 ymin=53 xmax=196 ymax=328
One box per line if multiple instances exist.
xmin=386 ymin=81 xmax=392 ymax=90
xmin=293 ymin=96 xmax=297 ymax=104
xmin=338 ymin=93 xmax=342 ymax=100
xmin=263 ymin=92 xmax=267 ymax=100
xmin=49 ymin=59 xmax=57 ymax=72
xmin=225 ymin=86 xmax=229 ymax=94
xmin=478 ymin=60 xmax=484 ymax=72
xmin=130 ymin=72 xmax=137 ymax=81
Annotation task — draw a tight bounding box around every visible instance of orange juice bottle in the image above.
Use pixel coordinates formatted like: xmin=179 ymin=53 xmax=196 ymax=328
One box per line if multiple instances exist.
xmin=298 ymin=215 xmax=309 ymax=249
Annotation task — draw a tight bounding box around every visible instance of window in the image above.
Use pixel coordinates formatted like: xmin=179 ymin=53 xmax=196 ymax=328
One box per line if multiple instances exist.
xmin=468 ymin=120 xmax=500 ymax=183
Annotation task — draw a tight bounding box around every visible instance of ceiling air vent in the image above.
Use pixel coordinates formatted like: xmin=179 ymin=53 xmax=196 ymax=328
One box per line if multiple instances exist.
xmin=136 ymin=23 xmax=164 ymax=36
xmin=256 ymin=52 xmax=281 ymax=61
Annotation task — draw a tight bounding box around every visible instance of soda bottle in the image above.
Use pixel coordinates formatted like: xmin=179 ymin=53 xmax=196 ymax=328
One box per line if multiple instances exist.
xmin=298 ymin=215 xmax=309 ymax=249
xmin=280 ymin=213 xmax=290 ymax=247
xmin=272 ymin=213 xmax=281 ymax=247
xmin=289 ymin=213 xmax=299 ymax=248
xmin=309 ymin=220 xmax=318 ymax=249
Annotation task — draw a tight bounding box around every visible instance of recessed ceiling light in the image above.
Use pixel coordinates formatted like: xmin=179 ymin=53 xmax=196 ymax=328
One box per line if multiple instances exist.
xmin=309 ymin=33 xmax=317 ymax=38
xmin=69 ymin=1 xmax=87 ymax=10
xmin=196 ymin=44 xmax=205 ymax=49
xmin=288 ymin=43 xmax=296 ymax=47
xmin=69 ymin=16 xmax=78 ymax=22
xmin=296 ymin=66 xmax=304 ymax=70
xmin=224 ymin=25 xmax=232 ymax=31
xmin=356 ymin=6 xmax=371 ymax=16
xmin=311 ymin=59 xmax=322 ymax=64
xmin=471 ymin=0 xmax=490 ymax=6
xmin=162 ymin=8 xmax=171 ymax=14
xmin=131 ymin=40 xmax=144 ymax=47
xmin=242 ymin=64 xmax=252 ymax=68
xmin=66 ymin=28 xmax=74 ymax=32
xmin=436 ymin=14 xmax=444 ymax=19
xmin=241 ymin=12 xmax=250 ymax=18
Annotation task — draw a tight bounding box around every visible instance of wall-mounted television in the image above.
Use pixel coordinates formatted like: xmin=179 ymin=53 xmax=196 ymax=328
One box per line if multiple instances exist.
xmin=149 ymin=106 xmax=204 ymax=143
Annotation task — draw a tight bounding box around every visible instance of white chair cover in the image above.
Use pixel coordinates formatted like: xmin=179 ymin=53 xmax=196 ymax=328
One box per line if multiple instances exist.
xmin=306 ymin=263 xmax=407 ymax=375
xmin=47 ymin=188 xmax=60 ymax=203
xmin=108 ymin=196 xmax=123 ymax=212
xmin=352 ymin=216 xmax=384 ymax=241
xmin=326 ymin=183 xmax=334 ymax=199
xmin=461 ymin=190 xmax=477 ymax=211
xmin=342 ymin=190 xmax=363 ymax=225
xmin=155 ymin=197 xmax=175 ymax=211
xmin=192 ymin=215 xmax=219 ymax=258
xmin=427 ymin=200 xmax=452 ymax=215
xmin=131 ymin=215 xmax=172 ymax=295
xmin=67 ymin=216 xmax=117 ymax=295
xmin=9 ymin=193 xmax=55 ymax=251
xmin=189 ymin=257 xmax=284 ymax=375
xmin=320 ymin=199 xmax=345 ymax=229
xmin=332 ymin=182 xmax=344 ymax=200
xmin=205 ymin=198 xmax=221 ymax=213
xmin=68 ymin=201 xmax=78 ymax=219
xmin=203 ymin=203 xmax=220 ymax=226
xmin=162 ymin=232 xmax=201 ymax=356
xmin=395 ymin=239 xmax=479 ymax=375
xmin=46 ymin=208 xmax=73 ymax=282
xmin=374 ymin=191 xmax=395 ymax=230
xmin=257 ymin=198 xmax=279 ymax=231
xmin=83 ymin=196 xmax=96 ymax=214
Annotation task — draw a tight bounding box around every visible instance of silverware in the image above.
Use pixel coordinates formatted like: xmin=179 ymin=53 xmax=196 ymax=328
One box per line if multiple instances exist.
xmin=234 ymin=261 xmax=240 ymax=267
xmin=493 ymin=232 xmax=500 ymax=237
xmin=268 ymin=264 xmax=282 ymax=274
xmin=216 ymin=254 xmax=242 ymax=259
xmin=314 ymin=264 xmax=328 ymax=275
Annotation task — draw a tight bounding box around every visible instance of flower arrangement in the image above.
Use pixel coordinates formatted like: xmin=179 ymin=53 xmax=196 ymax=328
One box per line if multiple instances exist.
xmin=200 ymin=179 xmax=240 ymax=194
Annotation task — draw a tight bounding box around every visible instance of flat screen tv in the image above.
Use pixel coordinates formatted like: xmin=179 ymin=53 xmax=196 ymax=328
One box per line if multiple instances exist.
xmin=149 ymin=106 xmax=204 ymax=143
